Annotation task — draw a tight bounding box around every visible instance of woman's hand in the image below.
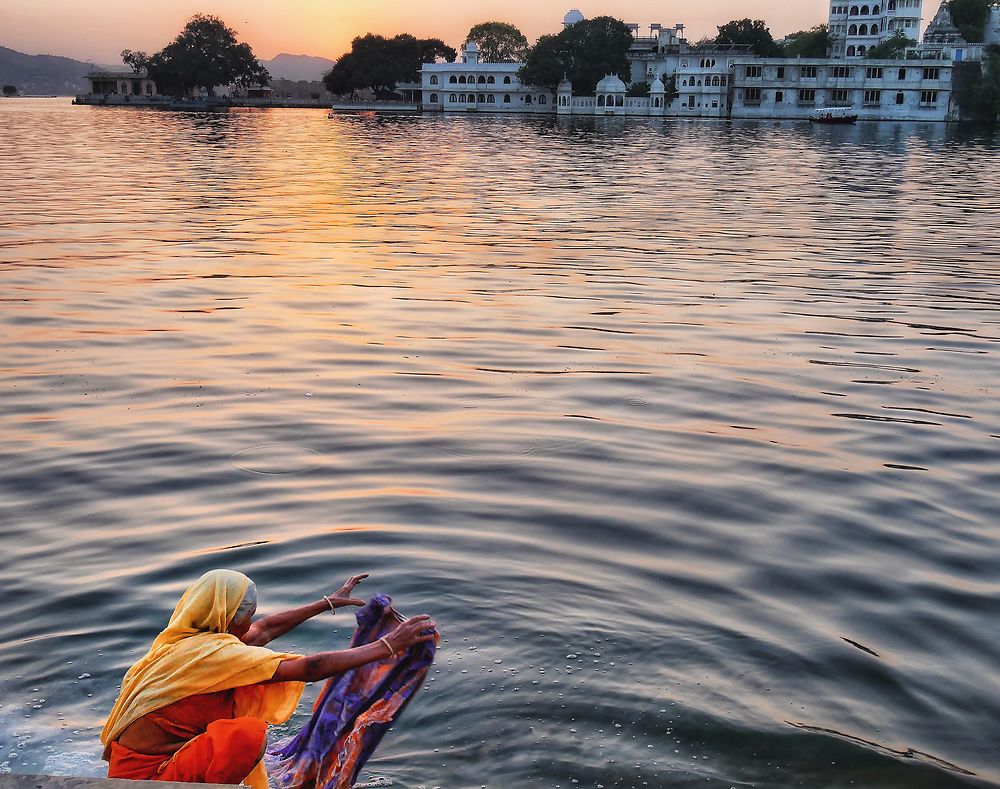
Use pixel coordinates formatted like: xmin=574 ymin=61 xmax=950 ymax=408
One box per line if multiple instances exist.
xmin=326 ymin=573 xmax=370 ymax=608
xmin=384 ymin=614 xmax=437 ymax=653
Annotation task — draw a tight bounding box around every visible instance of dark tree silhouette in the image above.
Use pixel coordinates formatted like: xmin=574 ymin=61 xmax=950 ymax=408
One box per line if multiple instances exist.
xmin=141 ymin=15 xmax=269 ymax=96
xmin=465 ymin=22 xmax=529 ymax=63
xmin=714 ymin=19 xmax=783 ymax=57
xmin=518 ymin=16 xmax=633 ymax=93
xmin=323 ymin=34 xmax=456 ymax=98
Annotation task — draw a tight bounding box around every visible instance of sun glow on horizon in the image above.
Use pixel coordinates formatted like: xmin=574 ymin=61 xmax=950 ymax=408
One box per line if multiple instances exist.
xmin=5 ymin=0 xmax=830 ymax=64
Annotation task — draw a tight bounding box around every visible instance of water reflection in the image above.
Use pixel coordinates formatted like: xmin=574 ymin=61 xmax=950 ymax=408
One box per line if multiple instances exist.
xmin=0 ymin=99 xmax=998 ymax=787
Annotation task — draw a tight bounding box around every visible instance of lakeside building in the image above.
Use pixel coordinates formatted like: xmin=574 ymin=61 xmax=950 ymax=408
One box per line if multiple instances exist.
xmin=419 ymin=41 xmax=554 ymax=113
xmin=730 ymin=57 xmax=955 ymax=120
xmin=419 ymin=11 xmax=956 ymax=121
xmin=828 ymin=0 xmax=925 ymax=58
xmin=82 ymin=70 xmax=159 ymax=103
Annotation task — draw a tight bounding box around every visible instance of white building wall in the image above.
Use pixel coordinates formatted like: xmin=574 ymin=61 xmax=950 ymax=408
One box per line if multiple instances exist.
xmin=731 ymin=57 xmax=954 ymax=120
xmin=420 ymin=61 xmax=553 ymax=113
xmin=829 ymin=0 xmax=924 ymax=57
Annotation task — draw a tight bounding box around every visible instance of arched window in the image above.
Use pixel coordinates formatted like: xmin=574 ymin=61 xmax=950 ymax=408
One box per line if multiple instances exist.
xmin=450 ymin=93 xmax=457 ymax=102
xmin=847 ymin=45 xmax=856 ymax=55
xmin=681 ymin=78 xmax=688 ymax=86
xmin=697 ymin=79 xmax=703 ymax=86
xmin=654 ymin=97 xmax=661 ymax=107
xmin=859 ymin=23 xmax=868 ymax=34
xmin=721 ymin=76 xmax=727 ymax=86
xmin=888 ymin=19 xmax=895 ymax=29
xmin=430 ymin=75 xmax=438 ymax=85
xmin=478 ymin=76 xmax=486 ymax=84
xmin=503 ymin=75 xmax=512 ymax=84
xmin=858 ymin=45 xmax=867 ymax=55
xmin=539 ymin=94 xmax=546 ymax=104
xmin=449 ymin=76 xmax=457 ymax=84
xmin=896 ymin=92 xmax=904 ymax=104
xmin=598 ymin=95 xmax=606 ymax=106
xmin=860 ymin=4 xmax=869 ymax=14
xmin=487 ymin=76 xmax=495 ymax=84
xmin=712 ymin=76 xmax=720 ymax=86
xmin=525 ymin=95 xmax=532 ymax=105
xmin=873 ymin=4 xmax=880 ymax=13
xmin=458 ymin=76 xmax=466 ymax=84
xmin=478 ymin=93 xmax=485 ymax=102
xmin=503 ymin=94 xmax=511 ymax=103
xmin=487 ymin=94 xmax=495 ymax=103
xmin=459 ymin=93 xmax=466 ymax=102
xmin=849 ymin=23 xmax=858 ymax=34
xmin=850 ymin=5 xmax=859 ymax=14
xmin=429 ymin=93 xmax=438 ymax=102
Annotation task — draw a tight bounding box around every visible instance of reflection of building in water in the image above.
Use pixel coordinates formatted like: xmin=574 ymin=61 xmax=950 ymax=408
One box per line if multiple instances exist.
xmin=419 ymin=8 xmax=957 ymax=121
xmin=828 ymin=0 xmax=925 ymax=59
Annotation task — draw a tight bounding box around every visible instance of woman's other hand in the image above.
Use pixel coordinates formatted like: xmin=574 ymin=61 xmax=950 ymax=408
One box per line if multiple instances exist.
xmin=384 ymin=615 xmax=437 ymax=653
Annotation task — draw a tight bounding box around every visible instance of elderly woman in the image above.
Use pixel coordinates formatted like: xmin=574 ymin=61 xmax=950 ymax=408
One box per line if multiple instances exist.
xmin=101 ymin=569 xmax=434 ymax=787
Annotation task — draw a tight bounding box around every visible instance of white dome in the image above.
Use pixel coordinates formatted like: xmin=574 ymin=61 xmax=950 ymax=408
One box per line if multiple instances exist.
xmin=465 ymin=40 xmax=479 ymax=51
xmin=563 ymin=9 xmax=585 ymax=26
xmin=596 ymin=74 xmax=626 ymax=93
xmin=650 ymin=76 xmax=665 ymax=92
xmin=558 ymin=77 xmax=573 ymax=90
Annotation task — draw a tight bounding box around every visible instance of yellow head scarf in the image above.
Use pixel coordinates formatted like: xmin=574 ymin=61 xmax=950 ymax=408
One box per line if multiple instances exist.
xmin=101 ymin=569 xmax=304 ymax=788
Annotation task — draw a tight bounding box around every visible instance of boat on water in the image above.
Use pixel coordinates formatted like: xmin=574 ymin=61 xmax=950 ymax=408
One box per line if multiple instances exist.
xmin=809 ymin=106 xmax=859 ymax=124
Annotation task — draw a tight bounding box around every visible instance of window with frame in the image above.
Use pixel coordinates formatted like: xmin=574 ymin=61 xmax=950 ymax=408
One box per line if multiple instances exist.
xmin=863 ymin=89 xmax=881 ymax=104
xmin=830 ymin=88 xmax=851 ymax=103
xmin=745 ymin=66 xmax=762 ymax=78
xmin=898 ymin=67 xmax=907 ymax=80
xmin=920 ymin=90 xmax=938 ymax=104
xmin=430 ymin=75 xmax=438 ymax=85
xmin=744 ymin=87 xmax=762 ymax=104
xmin=832 ymin=66 xmax=852 ymax=78
xmin=798 ymin=88 xmax=816 ymax=103
xmin=775 ymin=90 xmax=784 ymax=102
xmin=503 ymin=75 xmax=512 ymax=84
xmin=777 ymin=66 xmax=785 ymax=79
xmin=429 ymin=93 xmax=438 ymax=102
xmin=801 ymin=66 xmax=818 ymax=79
xmin=865 ymin=67 xmax=883 ymax=79
xmin=922 ymin=67 xmax=940 ymax=80
xmin=895 ymin=92 xmax=904 ymax=104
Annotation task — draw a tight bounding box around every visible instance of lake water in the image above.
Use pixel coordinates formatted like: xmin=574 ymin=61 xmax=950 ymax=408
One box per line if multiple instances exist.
xmin=1 ymin=98 xmax=999 ymax=787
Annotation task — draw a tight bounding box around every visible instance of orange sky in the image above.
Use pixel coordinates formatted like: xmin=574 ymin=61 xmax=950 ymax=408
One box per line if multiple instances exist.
xmin=4 ymin=0 xmax=831 ymax=63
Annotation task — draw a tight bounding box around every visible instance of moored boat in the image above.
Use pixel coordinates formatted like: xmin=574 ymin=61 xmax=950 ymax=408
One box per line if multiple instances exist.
xmin=809 ymin=106 xmax=859 ymax=124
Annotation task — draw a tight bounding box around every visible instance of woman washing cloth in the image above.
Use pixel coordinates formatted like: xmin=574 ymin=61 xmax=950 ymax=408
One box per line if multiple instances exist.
xmin=101 ymin=569 xmax=436 ymax=787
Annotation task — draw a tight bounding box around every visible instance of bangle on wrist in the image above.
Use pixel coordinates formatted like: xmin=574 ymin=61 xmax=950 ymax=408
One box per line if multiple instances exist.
xmin=379 ymin=636 xmax=395 ymax=657
xmin=322 ymin=595 xmax=337 ymax=615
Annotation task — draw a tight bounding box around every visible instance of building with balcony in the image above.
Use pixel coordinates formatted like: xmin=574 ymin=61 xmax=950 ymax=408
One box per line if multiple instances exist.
xmin=828 ymin=0 xmax=924 ymax=58
xmin=730 ymin=57 xmax=955 ymax=120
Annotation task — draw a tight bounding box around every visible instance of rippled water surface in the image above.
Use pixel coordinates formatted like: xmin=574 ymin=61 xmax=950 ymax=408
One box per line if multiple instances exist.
xmin=1 ymin=99 xmax=999 ymax=787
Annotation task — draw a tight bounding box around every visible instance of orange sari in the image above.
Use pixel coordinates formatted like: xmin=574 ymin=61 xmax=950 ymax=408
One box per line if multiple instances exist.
xmin=108 ymin=689 xmax=267 ymax=783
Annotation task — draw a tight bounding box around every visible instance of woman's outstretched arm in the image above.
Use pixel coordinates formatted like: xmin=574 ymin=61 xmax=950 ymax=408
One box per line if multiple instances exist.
xmin=264 ymin=615 xmax=436 ymax=683
xmin=243 ymin=574 xmax=369 ymax=646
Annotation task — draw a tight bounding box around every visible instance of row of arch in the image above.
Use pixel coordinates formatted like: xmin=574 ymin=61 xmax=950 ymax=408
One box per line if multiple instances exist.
xmin=848 ymin=4 xmax=881 ymax=14
xmin=428 ymin=75 xmax=515 ymax=85
xmin=431 ymin=93 xmax=547 ymax=105
xmin=846 ymin=45 xmax=869 ymax=55
xmin=680 ymin=75 xmax=728 ymax=87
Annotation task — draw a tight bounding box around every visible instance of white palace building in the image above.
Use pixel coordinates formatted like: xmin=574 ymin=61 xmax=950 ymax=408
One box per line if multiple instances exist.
xmin=418 ymin=4 xmax=972 ymax=122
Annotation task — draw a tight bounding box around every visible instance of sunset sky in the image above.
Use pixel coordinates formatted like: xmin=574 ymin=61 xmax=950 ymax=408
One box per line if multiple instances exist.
xmin=3 ymin=0 xmax=833 ymax=63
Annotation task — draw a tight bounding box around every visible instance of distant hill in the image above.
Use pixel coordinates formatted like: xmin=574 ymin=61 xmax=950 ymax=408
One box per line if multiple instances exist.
xmin=261 ymin=53 xmax=336 ymax=82
xmin=0 ymin=46 xmax=116 ymax=95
